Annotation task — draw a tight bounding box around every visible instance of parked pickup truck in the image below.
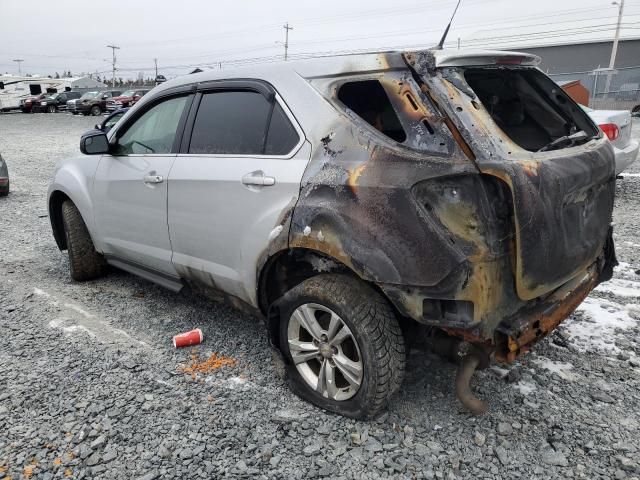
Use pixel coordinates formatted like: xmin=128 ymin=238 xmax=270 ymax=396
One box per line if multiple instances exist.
xmin=33 ymin=91 xmax=83 ymax=113
xmin=106 ymin=89 xmax=150 ymax=112
xmin=20 ymin=93 xmax=50 ymax=113
xmin=75 ymin=90 xmax=122 ymax=116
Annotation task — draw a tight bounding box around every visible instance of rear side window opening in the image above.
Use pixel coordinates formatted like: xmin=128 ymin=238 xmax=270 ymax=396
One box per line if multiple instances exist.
xmin=337 ymin=80 xmax=407 ymax=143
xmin=463 ymin=68 xmax=599 ymax=152
xmin=334 ymin=77 xmax=453 ymax=156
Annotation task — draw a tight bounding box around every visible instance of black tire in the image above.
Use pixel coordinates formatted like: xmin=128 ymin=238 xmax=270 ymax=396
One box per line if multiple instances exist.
xmin=278 ymin=274 xmax=405 ymax=419
xmin=61 ymin=200 xmax=106 ymax=281
xmin=47 ymin=105 xmax=57 ymax=113
xmin=0 ymin=180 xmax=8 ymax=197
xmin=90 ymin=105 xmax=102 ymax=116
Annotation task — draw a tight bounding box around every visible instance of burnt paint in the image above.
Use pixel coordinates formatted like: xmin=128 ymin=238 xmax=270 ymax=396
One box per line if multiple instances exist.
xmin=265 ymin=51 xmax=616 ymax=361
xmin=407 ymin=51 xmax=617 ymax=301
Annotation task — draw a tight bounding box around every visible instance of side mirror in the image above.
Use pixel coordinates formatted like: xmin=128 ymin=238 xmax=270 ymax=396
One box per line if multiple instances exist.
xmin=95 ymin=124 xmax=103 ymax=131
xmin=80 ymin=131 xmax=109 ymax=155
xmin=102 ymin=94 xmax=109 ymax=99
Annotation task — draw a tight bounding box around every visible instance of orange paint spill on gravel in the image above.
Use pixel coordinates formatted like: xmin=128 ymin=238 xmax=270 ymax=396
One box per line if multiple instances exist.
xmin=178 ymin=350 xmax=237 ymax=379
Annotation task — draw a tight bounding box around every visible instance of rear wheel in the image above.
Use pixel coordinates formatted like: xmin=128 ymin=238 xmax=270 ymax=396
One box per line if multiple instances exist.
xmin=278 ymin=274 xmax=405 ymax=419
xmin=0 ymin=180 xmax=8 ymax=197
xmin=61 ymin=200 xmax=106 ymax=281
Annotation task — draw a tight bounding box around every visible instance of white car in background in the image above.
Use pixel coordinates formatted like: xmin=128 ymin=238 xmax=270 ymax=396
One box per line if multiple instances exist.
xmin=583 ymin=106 xmax=638 ymax=174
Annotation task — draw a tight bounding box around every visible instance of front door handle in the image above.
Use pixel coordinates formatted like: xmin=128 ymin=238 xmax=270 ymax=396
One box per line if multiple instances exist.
xmin=144 ymin=174 xmax=164 ymax=184
xmin=242 ymin=171 xmax=276 ymax=187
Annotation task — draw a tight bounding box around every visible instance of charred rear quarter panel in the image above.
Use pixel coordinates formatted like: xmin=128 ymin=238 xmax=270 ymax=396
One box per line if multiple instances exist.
xmin=284 ymin=54 xmax=615 ymax=342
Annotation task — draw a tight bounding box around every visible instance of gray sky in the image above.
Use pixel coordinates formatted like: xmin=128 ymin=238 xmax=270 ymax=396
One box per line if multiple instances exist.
xmin=2 ymin=0 xmax=639 ymax=79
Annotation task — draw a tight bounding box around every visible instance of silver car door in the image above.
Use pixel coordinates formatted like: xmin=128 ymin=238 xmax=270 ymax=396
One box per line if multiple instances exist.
xmin=168 ymin=86 xmax=309 ymax=306
xmin=93 ymin=94 xmax=192 ymax=278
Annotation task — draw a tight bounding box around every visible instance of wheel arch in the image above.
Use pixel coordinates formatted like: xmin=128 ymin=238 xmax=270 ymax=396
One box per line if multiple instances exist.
xmin=257 ymin=247 xmax=407 ymax=349
xmin=47 ymin=157 xmax=102 ymax=252
xmin=48 ymin=190 xmax=71 ymax=250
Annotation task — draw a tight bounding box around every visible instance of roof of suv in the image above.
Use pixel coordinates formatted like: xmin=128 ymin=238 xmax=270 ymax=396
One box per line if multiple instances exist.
xmin=153 ymin=48 xmax=540 ymax=95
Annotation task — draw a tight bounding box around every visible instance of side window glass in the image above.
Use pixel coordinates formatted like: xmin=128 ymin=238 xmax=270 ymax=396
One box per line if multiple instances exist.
xmin=189 ymin=91 xmax=271 ymax=154
xmin=265 ymin=103 xmax=299 ymax=155
xmin=115 ymin=96 xmax=188 ymax=155
xmin=338 ymin=80 xmax=406 ymax=143
xmin=105 ymin=113 xmax=123 ymax=129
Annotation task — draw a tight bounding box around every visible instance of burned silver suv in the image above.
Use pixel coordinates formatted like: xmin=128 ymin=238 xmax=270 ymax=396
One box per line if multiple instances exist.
xmin=48 ymin=49 xmax=617 ymax=418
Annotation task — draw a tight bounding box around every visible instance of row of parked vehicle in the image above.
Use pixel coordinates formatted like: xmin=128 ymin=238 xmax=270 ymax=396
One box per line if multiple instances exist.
xmin=20 ymin=88 xmax=150 ymax=115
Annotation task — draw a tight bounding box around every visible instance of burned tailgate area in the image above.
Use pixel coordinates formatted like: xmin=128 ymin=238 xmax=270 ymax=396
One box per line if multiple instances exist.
xmin=271 ymin=50 xmax=619 ymax=413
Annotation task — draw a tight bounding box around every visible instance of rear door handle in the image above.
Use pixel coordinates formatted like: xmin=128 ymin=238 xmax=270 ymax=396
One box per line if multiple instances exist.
xmin=144 ymin=174 xmax=164 ymax=184
xmin=242 ymin=171 xmax=276 ymax=187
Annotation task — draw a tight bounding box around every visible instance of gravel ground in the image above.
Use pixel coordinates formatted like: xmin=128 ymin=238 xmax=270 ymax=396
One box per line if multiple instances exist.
xmin=1 ymin=113 xmax=639 ymax=480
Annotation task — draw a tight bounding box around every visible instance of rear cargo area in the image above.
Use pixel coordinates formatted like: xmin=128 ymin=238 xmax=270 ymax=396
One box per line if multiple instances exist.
xmin=406 ymin=52 xmax=617 ymax=303
xmin=463 ymin=67 xmax=599 ymax=152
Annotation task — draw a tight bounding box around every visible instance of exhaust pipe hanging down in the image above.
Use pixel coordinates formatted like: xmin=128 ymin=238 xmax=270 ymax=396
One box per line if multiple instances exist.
xmin=423 ymin=332 xmax=489 ymax=415
xmin=455 ymin=343 xmax=489 ymax=415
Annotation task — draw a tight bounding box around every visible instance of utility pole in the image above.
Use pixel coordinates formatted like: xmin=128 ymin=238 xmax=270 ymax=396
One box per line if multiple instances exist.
xmin=12 ymin=59 xmax=24 ymax=75
xmin=106 ymin=44 xmax=120 ymax=88
xmin=283 ymin=22 xmax=293 ymax=61
xmin=154 ymin=58 xmax=158 ymax=79
xmin=605 ymin=0 xmax=625 ymax=95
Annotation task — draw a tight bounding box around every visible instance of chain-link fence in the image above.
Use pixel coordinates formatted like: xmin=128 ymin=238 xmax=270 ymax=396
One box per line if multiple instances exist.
xmin=549 ymin=66 xmax=640 ymax=113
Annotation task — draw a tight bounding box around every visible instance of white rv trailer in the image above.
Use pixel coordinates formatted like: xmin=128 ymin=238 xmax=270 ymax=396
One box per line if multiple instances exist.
xmin=0 ymin=76 xmax=105 ymax=112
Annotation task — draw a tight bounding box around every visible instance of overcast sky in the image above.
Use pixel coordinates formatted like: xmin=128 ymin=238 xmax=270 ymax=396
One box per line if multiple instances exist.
xmin=2 ymin=0 xmax=639 ymax=79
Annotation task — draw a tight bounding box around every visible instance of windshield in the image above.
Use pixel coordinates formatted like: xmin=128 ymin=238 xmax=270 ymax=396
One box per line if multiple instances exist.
xmin=121 ymin=90 xmax=136 ymax=97
xmin=80 ymin=91 xmax=99 ymax=100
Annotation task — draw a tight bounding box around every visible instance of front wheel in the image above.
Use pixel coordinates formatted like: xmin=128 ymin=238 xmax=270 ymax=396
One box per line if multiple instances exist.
xmin=61 ymin=200 xmax=106 ymax=281
xmin=90 ymin=105 xmax=102 ymax=116
xmin=278 ymin=274 xmax=405 ymax=419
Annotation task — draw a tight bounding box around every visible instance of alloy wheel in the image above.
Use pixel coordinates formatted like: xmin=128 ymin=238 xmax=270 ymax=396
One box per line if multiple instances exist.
xmin=287 ymin=303 xmax=363 ymax=401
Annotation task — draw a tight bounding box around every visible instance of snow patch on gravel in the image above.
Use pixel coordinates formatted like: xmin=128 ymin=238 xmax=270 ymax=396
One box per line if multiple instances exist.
xmin=36 ymin=287 xmax=150 ymax=347
xmin=533 ymin=357 xmax=578 ymax=381
xmin=48 ymin=318 xmax=95 ymax=337
xmin=64 ymin=303 xmax=95 ymax=318
xmin=513 ymin=381 xmax=537 ymax=395
xmin=595 ymin=278 xmax=640 ymax=297
xmin=565 ymin=297 xmax=637 ymax=352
